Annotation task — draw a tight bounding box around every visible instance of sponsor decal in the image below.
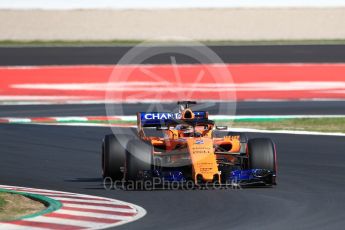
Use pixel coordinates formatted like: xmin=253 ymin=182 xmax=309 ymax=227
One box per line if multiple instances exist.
xmin=142 ymin=112 xmax=206 ymax=121
xmin=195 ymin=140 xmax=204 ymax=144
xmin=142 ymin=113 xmax=180 ymax=120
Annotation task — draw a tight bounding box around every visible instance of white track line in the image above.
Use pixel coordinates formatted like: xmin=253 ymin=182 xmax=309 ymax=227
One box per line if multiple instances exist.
xmin=54 ymin=209 xmax=133 ymax=220
xmin=0 ymin=223 xmax=45 ymax=230
xmin=6 ymin=117 xmax=342 ymax=136
xmin=10 ymin=121 xmax=344 ymax=136
xmin=24 ymin=216 xmax=105 ymax=228
xmin=62 ymin=203 xmax=138 ymax=213
xmin=230 ymin=128 xmax=345 ymax=137
xmin=52 ymin=197 xmax=125 ymax=204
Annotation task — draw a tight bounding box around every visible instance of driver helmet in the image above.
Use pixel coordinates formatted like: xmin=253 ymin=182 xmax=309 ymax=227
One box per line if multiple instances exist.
xmin=175 ymin=124 xmax=194 ymax=135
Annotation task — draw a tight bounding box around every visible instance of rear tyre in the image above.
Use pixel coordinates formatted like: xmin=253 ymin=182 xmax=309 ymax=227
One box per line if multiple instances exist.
xmin=247 ymin=138 xmax=277 ymax=184
xmin=102 ymin=134 xmax=132 ymax=180
xmin=125 ymin=139 xmax=152 ymax=181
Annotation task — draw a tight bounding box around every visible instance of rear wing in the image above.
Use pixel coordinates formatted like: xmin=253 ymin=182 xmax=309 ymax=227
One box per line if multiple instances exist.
xmin=137 ymin=111 xmax=208 ymax=128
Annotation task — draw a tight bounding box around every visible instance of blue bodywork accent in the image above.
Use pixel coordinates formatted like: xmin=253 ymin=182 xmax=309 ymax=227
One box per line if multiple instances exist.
xmin=148 ymin=168 xmax=273 ymax=184
xmin=230 ymin=169 xmax=255 ymax=181
xmin=153 ymin=170 xmax=186 ymax=182
xmin=229 ymin=169 xmax=273 ymax=182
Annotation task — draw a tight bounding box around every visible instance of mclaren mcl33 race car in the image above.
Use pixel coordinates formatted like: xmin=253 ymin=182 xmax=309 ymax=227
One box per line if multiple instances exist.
xmin=102 ymin=101 xmax=277 ymax=187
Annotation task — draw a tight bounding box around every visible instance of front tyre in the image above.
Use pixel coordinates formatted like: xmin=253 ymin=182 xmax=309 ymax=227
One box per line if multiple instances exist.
xmin=247 ymin=138 xmax=277 ymax=184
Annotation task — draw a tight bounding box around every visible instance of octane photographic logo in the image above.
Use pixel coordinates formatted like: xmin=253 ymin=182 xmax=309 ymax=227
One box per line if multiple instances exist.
xmin=105 ymin=38 xmax=236 ymax=168
xmin=104 ymin=177 xmax=243 ymax=191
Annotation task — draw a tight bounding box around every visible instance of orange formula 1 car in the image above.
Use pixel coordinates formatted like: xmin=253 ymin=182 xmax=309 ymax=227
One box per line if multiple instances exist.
xmin=102 ymin=101 xmax=277 ymax=186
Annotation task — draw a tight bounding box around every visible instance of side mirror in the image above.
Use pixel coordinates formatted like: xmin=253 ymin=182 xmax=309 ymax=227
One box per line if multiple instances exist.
xmin=216 ymin=126 xmax=228 ymax=130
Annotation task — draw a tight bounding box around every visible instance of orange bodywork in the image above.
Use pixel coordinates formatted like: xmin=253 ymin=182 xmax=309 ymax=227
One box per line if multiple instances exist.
xmin=137 ymin=109 xmax=243 ymax=183
xmin=187 ymin=138 xmax=220 ymax=182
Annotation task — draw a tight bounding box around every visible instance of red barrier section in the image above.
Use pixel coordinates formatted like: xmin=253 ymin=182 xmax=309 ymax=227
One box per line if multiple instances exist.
xmin=0 ymin=64 xmax=344 ymax=103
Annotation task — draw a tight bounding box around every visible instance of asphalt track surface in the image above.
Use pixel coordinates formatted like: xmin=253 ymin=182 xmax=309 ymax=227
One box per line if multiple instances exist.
xmin=1 ymin=123 xmax=345 ymax=230
xmin=1 ymin=45 xmax=345 ymax=229
xmin=1 ymin=45 xmax=345 ymax=66
xmin=1 ymin=101 xmax=345 ymax=117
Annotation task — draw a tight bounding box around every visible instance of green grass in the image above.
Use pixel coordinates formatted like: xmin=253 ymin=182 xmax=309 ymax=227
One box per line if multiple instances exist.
xmin=229 ymin=118 xmax=345 ymax=133
xmin=0 ymin=193 xmax=45 ymax=221
xmin=0 ymin=196 xmax=6 ymax=209
xmin=1 ymin=39 xmax=345 ymax=47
